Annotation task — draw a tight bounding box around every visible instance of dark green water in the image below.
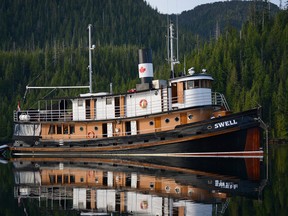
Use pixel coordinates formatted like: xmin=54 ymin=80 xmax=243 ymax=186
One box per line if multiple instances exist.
xmin=0 ymin=145 xmax=287 ymax=216
xmin=224 ymin=145 xmax=288 ymax=216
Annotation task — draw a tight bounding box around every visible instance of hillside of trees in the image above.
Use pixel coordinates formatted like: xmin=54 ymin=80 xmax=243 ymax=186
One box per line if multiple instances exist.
xmin=179 ymin=1 xmax=280 ymax=39
xmin=0 ymin=0 xmax=287 ymax=144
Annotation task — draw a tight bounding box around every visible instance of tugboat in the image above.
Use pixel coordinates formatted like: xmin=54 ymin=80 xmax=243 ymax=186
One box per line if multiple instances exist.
xmin=10 ymin=24 xmax=266 ymax=156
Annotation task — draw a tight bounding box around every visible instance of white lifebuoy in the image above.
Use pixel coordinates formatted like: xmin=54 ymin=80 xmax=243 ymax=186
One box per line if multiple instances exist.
xmin=87 ymin=131 xmax=95 ymax=139
xmin=139 ymin=99 xmax=148 ymax=108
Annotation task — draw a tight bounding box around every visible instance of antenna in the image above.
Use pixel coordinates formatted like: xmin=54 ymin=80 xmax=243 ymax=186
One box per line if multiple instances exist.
xmin=183 ymin=55 xmax=186 ymax=76
xmin=167 ymin=19 xmax=180 ymax=78
xmin=88 ymin=24 xmax=95 ymax=93
xmin=23 ymin=26 xmax=92 ymax=97
xmin=176 ymin=15 xmax=179 ymax=62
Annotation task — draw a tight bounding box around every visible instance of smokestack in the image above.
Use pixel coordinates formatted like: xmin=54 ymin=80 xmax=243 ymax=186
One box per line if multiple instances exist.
xmin=138 ymin=48 xmax=153 ymax=85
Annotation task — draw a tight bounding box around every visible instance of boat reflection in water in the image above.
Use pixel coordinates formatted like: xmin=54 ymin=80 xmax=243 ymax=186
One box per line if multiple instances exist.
xmin=12 ymin=154 xmax=267 ymax=215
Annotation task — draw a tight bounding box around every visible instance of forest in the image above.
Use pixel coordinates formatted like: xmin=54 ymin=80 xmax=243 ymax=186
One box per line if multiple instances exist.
xmin=0 ymin=0 xmax=288 ymax=144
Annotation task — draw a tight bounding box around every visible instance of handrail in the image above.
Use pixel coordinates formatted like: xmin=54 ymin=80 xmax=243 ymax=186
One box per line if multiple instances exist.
xmin=14 ymin=91 xmax=229 ymax=122
xmin=212 ymin=92 xmax=230 ymax=111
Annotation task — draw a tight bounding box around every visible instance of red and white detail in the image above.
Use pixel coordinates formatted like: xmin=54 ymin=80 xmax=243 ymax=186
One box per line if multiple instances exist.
xmin=139 ymin=99 xmax=148 ymax=108
xmin=138 ymin=63 xmax=153 ymax=78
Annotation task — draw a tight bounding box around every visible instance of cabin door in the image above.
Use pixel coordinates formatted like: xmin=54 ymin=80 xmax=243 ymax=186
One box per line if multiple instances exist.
xmin=171 ymin=83 xmax=177 ymax=103
xmin=115 ymin=97 xmax=120 ymax=117
xmin=107 ymin=123 xmax=113 ymax=137
xmin=155 ymin=117 xmax=161 ymax=132
xmin=85 ymin=100 xmax=91 ymax=119
xmin=107 ymin=172 xmax=113 ymax=187
xmin=131 ymin=121 xmax=137 ymax=135
xmin=180 ymin=113 xmax=187 ymax=125
xmin=131 ymin=173 xmax=137 ymax=188
xmin=93 ymin=99 xmax=97 ymax=119
xmin=125 ymin=121 xmax=131 ymax=135
xmin=102 ymin=123 xmax=107 ymax=137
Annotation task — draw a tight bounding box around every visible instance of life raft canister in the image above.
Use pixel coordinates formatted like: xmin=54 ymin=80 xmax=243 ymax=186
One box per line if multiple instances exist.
xmin=139 ymin=99 xmax=148 ymax=108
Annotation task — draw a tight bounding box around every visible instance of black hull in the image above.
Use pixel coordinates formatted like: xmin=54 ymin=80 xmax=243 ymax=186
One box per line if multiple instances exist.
xmin=11 ymin=108 xmax=265 ymax=155
xmin=11 ymin=156 xmax=267 ymax=200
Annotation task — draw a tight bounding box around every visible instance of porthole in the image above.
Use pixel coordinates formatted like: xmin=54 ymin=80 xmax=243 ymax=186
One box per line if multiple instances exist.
xmin=175 ymin=117 xmax=180 ymax=122
xmin=175 ymin=187 xmax=181 ymax=194
xmin=94 ymin=126 xmax=98 ymax=131
xmin=165 ymin=185 xmax=170 ymax=192
xmin=188 ymin=114 xmax=193 ymax=120
xmin=165 ymin=118 xmax=170 ymax=123
xmin=80 ymin=126 xmax=84 ymax=131
xmin=149 ymin=121 xmax=154 ymax=126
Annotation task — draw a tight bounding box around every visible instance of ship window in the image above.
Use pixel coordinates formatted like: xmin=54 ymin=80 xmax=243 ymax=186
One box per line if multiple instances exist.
xmin=149 ymin=121 xmax=154 ymax=126
xmin=175 ymin=117 xmax=180 ymax=122
xmin=165 ymin=118 xmax=170 ymax=123
xmin=204 ymin=80 xmax=211 ymax=88
xmin=49 ymin=175 xmax=56 ymax=184
xmin=106 ymin=97 xmax=112 ymax=105
xmin=94 ymin=126 xmax=98 ymax=131
xmin=57 ymin=125 xmax=62 ymax=134
xmin=64 ymin=175 xmax=69 ymax=183
xmin=165 ymin=186 xmax=170 ymax=192
xmin=57 ymin=175 xmax=62 ymax=184
xmin=80 ymin=126 xmax=84 ymax=131
xmin=70 ymin=125 xmax=75 ymax=134
xmin=187 ymin=81 xmax=193 ymax=89
xmin=80 ymin=177 xmax=84 ymax=183
xmin=70 ymin=175 xmax=75 ymax=183
xmin=63 ymin=125 xmax=68 ymax=134
xmin=198 ymin=80 xmax=212 ymax=88
xmin=78 ymin=100 xmax=83 ymax=107
xmin=48 ymin=125 xmax=55 ymax=134
xmin=194 ymin=80 xmax=199 ymax=88
xmin=188 ymin=114 xmax=193 ymax=120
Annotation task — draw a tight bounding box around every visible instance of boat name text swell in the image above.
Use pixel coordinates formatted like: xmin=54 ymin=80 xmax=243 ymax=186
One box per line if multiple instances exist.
xmin=214 ymin=120 xmax=238 ymax=129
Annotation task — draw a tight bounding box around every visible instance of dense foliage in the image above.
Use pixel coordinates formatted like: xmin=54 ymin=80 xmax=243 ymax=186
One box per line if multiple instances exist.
xmin=179 ymin=1 xmax=279 ymax=39
xmin=0 ymin=0 xmax=287 ymax=144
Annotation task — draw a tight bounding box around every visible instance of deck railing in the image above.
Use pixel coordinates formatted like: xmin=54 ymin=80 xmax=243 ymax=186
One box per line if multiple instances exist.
xmin=14 ymin=92 xmax=229 ymax=122
xmin=212 ymin=92 xmax=230 ymax=111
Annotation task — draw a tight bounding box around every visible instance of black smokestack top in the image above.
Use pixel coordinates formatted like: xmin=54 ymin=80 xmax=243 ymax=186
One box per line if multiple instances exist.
xmin=138 ymin=48 xmax=153 ymax=85
xmin=138 ymin=48 xmax=152 ymax=64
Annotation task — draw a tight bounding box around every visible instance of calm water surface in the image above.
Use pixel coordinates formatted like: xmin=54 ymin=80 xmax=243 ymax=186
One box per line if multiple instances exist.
xmin=0 ymin=145 xmax=287 ymax=216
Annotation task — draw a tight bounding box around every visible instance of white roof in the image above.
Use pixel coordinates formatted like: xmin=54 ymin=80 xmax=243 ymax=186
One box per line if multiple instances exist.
xmin=79 ymin=92 xmax=110 ymax=97
xmin=170 ymin=74 xmax=214 ymax=83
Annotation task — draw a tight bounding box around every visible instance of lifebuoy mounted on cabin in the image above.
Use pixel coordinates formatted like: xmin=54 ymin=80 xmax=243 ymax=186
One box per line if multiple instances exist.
xmin=87 ymin=131 xmax=95 ymax=139
xmin=139 ymin=99 xmax=148 ymax=108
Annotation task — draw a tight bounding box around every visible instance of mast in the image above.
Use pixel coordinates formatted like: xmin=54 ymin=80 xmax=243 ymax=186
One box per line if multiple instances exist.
xmin=167 ymin=20 xmax=179 ymax=78
xmin=88 ymin=24 xmax=95 ymax=93
xmin=169 ymin=23 xmax=174 ymax=76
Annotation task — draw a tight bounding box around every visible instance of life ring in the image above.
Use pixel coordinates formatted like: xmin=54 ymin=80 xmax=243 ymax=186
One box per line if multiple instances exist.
xmin=140 ymin=200 xmax=148 ymax=210
xmin=87 ymin=131 xmax=95 ymax=139
xmin=139 ymin=99 xmax=148 ymax=108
